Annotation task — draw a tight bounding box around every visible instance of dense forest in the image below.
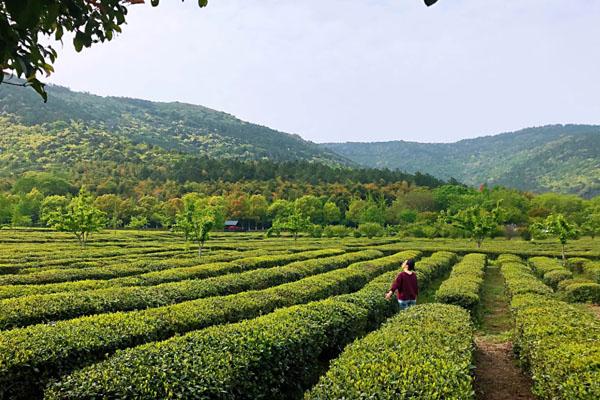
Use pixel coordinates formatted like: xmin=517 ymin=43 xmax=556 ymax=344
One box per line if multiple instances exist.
xmin=323 ymin=124 xmax=600 ymax=198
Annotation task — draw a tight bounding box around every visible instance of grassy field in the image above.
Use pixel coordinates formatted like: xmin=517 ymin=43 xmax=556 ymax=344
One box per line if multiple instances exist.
xmin=0 ymin=229 xmax=598 ymax=399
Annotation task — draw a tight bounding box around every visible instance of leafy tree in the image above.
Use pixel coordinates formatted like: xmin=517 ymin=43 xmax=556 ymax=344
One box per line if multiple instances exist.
xmin=14 ymin=188 xmax=44 ymax=225
xmin=323 ymin=201 xmax=342 ymax=225
xmin=127 ymin=215 xmax=148 ymax=229
xmin=0 ymin=193 xmax=13 ymax=225
xmin=441 ymin=202 xmax=505 ymax=248
xmin=40 ymin=194 xmax=68 ymax=225
xmin=532 ymin=214 xmax=579 ymax=264
xmin=295 ymin=195 xmax=323 ymax=224
xmin=267 ymin=199 xmax=293 ymax=220
xmin=248 ymin=194 xmax=268 ymax=230
xmin=45 ymin=188 xmax=106 ymax=246
xmin=95 ymin=194 xmax=127 ymax=229
xmin=271 ymin=208 xmax=311 ymax=241
xmin=582 ymin=213 xmax=600 ymax=239
xmin=0 ymin=0 xmax=208 ymax=101
xmin=174 ymin=196 xmax=217 ymax=256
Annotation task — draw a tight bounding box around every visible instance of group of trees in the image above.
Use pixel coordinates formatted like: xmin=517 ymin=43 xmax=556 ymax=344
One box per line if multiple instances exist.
xmin=10 ymin=175 xmax=599 ymax=252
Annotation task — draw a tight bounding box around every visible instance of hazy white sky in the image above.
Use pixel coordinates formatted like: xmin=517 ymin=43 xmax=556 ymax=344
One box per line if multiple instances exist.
xmin=46 ymin=0 xmax=600 ymax=143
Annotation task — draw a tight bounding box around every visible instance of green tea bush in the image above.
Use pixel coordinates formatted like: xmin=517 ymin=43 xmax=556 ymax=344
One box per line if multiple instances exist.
xmin=499 ymin=262 xmax=552 ymax=297
xmin=510 ymin=294 xmax=600 ymax=399
xmin=0 ymin=250 xmax=419 ymax=399
xmin=44 ymin=251 xmax=436 ymax=400
xmin=497 ymin=254 xmax=600 ymax=399
xmin=583 ymin=261 xmax=600 ymax=283
xmin=435 ymin=253 xmax=486 ymax=312
xmin=529 ymin=257 xmax=572 ymax=289
xmin=0 ymin=249 xmax=345 ymax=329
xmin=323 ymin=225 xmax=351 ymax=238
xmin=45 ymin=299 xmax=369 ymax=400
xmin=305 ymin=304 xmax=474 ymax=400
xmin=543 ymin=269 xmax=573 ymax=289
xmin=563 ymin=282 xmax=600 ymax=304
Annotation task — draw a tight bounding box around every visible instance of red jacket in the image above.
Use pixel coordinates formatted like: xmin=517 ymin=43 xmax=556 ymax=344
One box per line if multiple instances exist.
xmin=390 ymin=271 xmax=418 ymax=300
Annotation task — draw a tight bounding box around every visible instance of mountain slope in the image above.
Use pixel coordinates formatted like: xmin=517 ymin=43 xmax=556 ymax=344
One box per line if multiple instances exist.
xmin=0 ymin=82 xmax=348 ymax=165
xmin=322 ymin=125 xmax=600 ymax=197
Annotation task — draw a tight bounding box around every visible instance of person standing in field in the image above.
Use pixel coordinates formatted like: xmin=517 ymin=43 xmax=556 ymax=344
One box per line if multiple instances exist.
xmin=385 ymin=258 xmax=418 ymax=310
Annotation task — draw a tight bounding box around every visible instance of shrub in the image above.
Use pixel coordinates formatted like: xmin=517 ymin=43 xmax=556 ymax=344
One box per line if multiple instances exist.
xmin=435 ymin=253 xmax=487 ymax=312
xmin=358 ymin=223 xmax=384 ymax=238
xmin=323 ymin=225 xmax=351 ymax=238
xmin=305 ymin=304 xmax=474 ymax=400
xmin=0 ymin=248 xmax=346 ymax=329
xmin=563 ymin=282 xmax=600 ymax=304
xmin=44 ymin=250 xmax=443 ymax=400
xmin=510 ymin=294 xmax=600 ymax=400
xmin=0 ymin=250 xmax=420 ymax=399
xmin=542 ymin=269 xmax=573 ymax=290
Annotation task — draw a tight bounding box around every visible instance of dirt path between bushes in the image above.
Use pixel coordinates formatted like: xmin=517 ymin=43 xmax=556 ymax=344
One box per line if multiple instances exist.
xmin=473 ymin=265 xmax=535 ymax=400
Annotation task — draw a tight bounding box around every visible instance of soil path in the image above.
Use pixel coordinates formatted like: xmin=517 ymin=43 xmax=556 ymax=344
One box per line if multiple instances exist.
xmin=587 ymin=304 xmax=600 ymax=319
xmin=473 ymin=264 xmax=535 ymax=400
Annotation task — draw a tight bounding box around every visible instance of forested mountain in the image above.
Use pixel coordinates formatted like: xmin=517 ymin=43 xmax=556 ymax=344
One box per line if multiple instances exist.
xmin=322 ymin=125 xmax=600 ymax=197
xmin=0 ymin=82 xmax=444 ymax=197
xmin=0 ymin=81 xmax=347 ymax=164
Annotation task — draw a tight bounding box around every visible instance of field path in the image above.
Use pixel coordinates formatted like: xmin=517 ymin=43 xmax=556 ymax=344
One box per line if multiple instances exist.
xmin=587 ymin=304 xmax=600 ymax=319
xmin=473 ymin=264 xmax=535 ymax=400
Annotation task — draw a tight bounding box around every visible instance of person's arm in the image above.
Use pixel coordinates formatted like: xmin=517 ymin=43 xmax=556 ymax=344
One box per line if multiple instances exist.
xmin=385 ymin=274 xmax=401 ymax=300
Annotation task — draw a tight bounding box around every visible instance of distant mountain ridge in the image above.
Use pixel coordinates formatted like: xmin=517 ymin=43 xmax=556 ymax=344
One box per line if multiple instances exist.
xmin=0 ymin=82 xmax=349 ymax=165
xmin=322 ymin=125 xmax=600 ymax=197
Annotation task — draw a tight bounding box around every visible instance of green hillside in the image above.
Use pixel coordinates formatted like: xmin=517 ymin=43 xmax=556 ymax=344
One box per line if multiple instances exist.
xmin=0 ymin=82 xmax=348 ymax=164
xmin=322 ymin=125 xmax=600 ymax=197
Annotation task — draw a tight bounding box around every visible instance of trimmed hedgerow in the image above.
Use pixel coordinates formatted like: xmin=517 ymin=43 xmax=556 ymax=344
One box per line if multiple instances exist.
xmin=528 ymin=256 xmax=573 ymax=289
xmin=510 ymin=294 xmax=600 ymax=400
xmin=497 ymin=255 xmax=600 ymax=399
xmin=0 ymin=250 xmax=418 ymax=399
xmin=0 ymin=248 xmax=344 ymax=329
xmin=42 ymin=251 xmax=450 ymax=400
xmin=498 ymin=262 xmax=553 ymax=297
xmin=583 ymin=261 xmax=600 ymax=284
xmin=435 ymin=253 xmax=486 ymax=312
xmin=562 ymin=282 xmax=600 ymax=304
xmin=304 ymin=304 xmax=474 ymax=400
xmin=44 ymin=299 xmax=369 ymax=400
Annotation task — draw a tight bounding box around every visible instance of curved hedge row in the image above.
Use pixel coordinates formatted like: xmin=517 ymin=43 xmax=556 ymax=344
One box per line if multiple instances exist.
xmin=42 ymin=251 xmax=452 ymax=400
xmin=0 ymin=248 xmax=296 ymax=286
xmin=498 ymin=261 xmax=553 ymax=297
xmin=528 ymin=256 xmax=573 ymax=290
xmin=498 ymin=255 xmax=600 ymax=399
xmin=305 ymin=304 xmax=474 ymax=400
xmin=0 ymin=249 xmax=287 ymax=299
xmin=435 ymin=253 xmax=486 ymax=311
xmin=0 ymin=250 xmax=418 ymax=399
xmin=511 ymin=294 xmax=600 ymax=399
xmin=0 ymin=248 xmax=346 ymax=329
xmin=0 ymin=251 xmax=252 ymax=296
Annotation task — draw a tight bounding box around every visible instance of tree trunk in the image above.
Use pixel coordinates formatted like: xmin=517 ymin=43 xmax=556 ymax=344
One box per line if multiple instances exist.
xmin=476 ymin=239 xmax=482 ymax=248
xmin=198 ymin=241 xmax=204 ymax=257
xmin=561 ymin=244 xmax=566 ymax=266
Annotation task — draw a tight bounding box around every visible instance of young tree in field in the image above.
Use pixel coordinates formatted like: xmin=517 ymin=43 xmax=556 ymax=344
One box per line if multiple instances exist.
xmin=532 ymin=214 xmax=579 ymax=265
xmin=46 ymin=188 xmax=106 ymax=247
xmin=582 ymin=213 xmax=600 ymax=239
xmin=271 ymin=208 xmax=311 ymax=241
xmin=441 ymin=202 xmax=505 ymax=248
xmin=174 ymin=197 xmax=219 ymax=256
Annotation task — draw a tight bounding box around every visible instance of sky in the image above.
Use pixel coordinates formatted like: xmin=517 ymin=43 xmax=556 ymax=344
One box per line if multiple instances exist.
xmin=45 ymin=0 xmax=600 ymax=144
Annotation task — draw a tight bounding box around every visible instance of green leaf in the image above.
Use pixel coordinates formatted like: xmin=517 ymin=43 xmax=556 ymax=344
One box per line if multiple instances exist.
xmin=199 ymin=0 xmax=208 ymax=7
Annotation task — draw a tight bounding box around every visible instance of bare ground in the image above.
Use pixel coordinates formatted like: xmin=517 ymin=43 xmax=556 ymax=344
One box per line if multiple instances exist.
xmin=474 ymin=337 xmax=536 ymax=400
xmin=473 ymin=265 xmax=535 ymax=400
xmin=587 ymin=304 xmax=600 ymax=319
